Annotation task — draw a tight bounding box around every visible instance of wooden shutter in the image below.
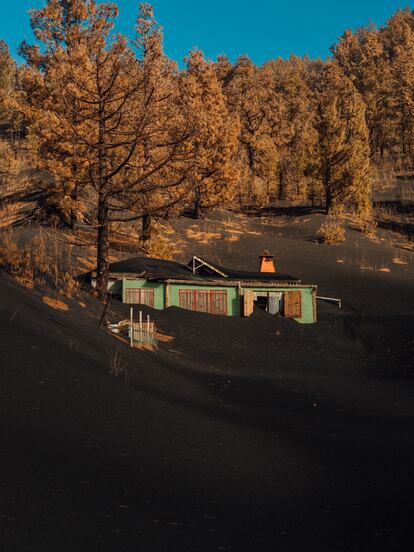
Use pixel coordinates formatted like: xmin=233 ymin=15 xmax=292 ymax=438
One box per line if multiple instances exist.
xmin=179 ymin=290 xmax=193 ymax=310
xmin=283 ymin=290 xmax=302 ymax=318
xmin=179 ymin=289 xmax=227 ymax=315
xmin=125 ymin=288 xmax=154 ymax=307
xmin=243 ymin=290 xmax=254 ymax=317
xmin=211 ymin=290 xmax=227 ymax=315
xmin=195 ymin=291 xmax=209 ymax=312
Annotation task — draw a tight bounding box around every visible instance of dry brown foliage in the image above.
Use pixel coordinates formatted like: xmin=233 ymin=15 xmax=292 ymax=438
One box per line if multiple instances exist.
xmin=0 ymin=229 xmax=80 ymax=297
xmin=317 ymin=218 xmax=346 ymax=245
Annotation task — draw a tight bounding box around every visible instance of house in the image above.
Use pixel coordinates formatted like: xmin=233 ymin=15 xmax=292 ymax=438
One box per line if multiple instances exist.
xmin=91 ymin=253 xmax=317 ymax=323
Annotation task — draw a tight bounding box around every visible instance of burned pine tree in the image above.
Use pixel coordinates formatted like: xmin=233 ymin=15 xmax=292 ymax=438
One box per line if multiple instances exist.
xmin=17 ymin=1 xmax=193 ymax=297
xmin=181 ymin=49 xmax=239 ymax=219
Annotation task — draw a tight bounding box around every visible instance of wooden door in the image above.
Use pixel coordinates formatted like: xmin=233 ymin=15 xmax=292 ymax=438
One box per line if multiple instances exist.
xmin=283 ymin=290 xmax=302 ymax=318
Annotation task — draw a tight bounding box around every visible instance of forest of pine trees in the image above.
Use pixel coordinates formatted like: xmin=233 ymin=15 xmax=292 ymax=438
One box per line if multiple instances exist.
xmin=1 ymin=1 xmax=414 ymax=294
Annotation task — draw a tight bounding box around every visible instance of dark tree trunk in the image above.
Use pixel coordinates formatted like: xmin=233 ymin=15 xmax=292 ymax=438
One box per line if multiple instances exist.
xmin=70 ymin=208 xmax=77 ymax=231
xmin=278 ymin=168 xmax=286 ymax=201
xmin=141 ymin=212 xmax=152 ymax=244
xmin=69 ymin=185 xmax=78 ymax=231
xmin=96 ymin=196 xmax=109 ymax=298
xmin=194 ymin=188 xmax=203 ymax=219
xmin=95 ymin=86 xmax=108 ymax=298
xmin=324 ymin=160 xmax=332 ymax=214
xmin=325 ymin=188 xmax=333 ymax=214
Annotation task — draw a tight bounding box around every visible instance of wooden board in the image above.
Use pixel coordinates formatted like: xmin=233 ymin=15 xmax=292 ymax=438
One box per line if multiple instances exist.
xmin=283 ymin=290 xmax=302 ymax=318
xmin=243 ymin=290 xmax=254 ymax=317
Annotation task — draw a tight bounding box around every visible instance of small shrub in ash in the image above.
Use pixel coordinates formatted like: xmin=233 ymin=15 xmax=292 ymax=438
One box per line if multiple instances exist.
xmin=358 ymin=216 xmax=377 ymax=237
xmin=317 ymin=218 xmax=346 ymax=245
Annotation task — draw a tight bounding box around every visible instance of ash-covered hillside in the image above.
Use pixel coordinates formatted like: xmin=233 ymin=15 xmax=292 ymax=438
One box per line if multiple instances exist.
xmin=0 ymin=206 xmax=413 ymax=551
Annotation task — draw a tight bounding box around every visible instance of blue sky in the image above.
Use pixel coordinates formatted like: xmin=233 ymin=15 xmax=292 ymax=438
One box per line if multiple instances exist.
xmin=3 ymin=0 xmax=414 ymax=66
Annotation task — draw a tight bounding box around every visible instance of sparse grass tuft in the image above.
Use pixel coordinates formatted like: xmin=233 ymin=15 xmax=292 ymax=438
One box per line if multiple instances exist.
xmin=108 ymin=348 xmax=129 ymax=383
xmin=0 ymin=229 xmax=80 ymax=297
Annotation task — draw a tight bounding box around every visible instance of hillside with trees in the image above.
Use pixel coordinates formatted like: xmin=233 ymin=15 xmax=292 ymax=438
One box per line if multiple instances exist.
xmin=0 ymin=1 xmax=413 ymax=294
xmin=0 ymin=3 xmax=414 ymax=552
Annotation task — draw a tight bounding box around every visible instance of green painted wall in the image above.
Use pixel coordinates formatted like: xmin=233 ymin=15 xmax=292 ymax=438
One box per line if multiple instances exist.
xmin=122 ymin=279 xmax=165 ymax=309
xmin=122 ymin=279 xmax=316 ymax=323
xmin=168 ymin=283 xmax=239 ymax=316
xmin=242 ymin=286 xmax=315 ymax=324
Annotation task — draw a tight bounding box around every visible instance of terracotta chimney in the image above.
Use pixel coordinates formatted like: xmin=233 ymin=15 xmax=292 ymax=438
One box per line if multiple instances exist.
xmin=259 ymin=250 xmax=275 ymax=273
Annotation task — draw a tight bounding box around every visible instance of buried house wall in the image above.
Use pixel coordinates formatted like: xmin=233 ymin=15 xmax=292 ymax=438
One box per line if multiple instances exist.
xmin=121 ymin=278 xmax=316 ymax=323
xmin=241 ymin=286 xmax=316 ymax=324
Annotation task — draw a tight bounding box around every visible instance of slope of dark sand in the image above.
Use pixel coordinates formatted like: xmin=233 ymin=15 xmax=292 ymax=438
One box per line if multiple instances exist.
xmin=1 ymin=272 xmax=414 ymax=552
xmin=171 ymin=210 xmax=414 ymax=317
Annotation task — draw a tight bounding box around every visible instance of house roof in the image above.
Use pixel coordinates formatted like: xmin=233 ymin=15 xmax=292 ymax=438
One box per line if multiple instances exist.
xmin=187 ymin=256 xmax=299 ymax=282
xmin=100 ymin=255 xmax=300 ymax=284
xmin=103 ymin=256 xmax=195 ymax=280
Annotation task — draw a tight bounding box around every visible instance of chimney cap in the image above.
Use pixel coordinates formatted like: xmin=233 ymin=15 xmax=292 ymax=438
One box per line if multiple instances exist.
xmin=259 ymin=250 xmax=273 ymax=258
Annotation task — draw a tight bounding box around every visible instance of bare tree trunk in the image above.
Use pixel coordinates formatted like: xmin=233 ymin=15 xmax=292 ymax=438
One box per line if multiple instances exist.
xmin=70 ymin=210 xmax=76 ymax=230
xmin=324 ymin=162 xmax=332 ymax=214
xmin=95 ymin=80 xmax=109 ymax=298
xmin=194 ymin=187 xmax=203 ymax=219
xmin=96 ymin=195 xmax=109 ymax=298
xmin=278 ymin=168 xmax=286 ymax=201
xmin=69 ymin=185 xmax=78 ymax=231
xmin=141 ymin=212 xmax=152 ymax=245
xmin=325 ymin=188 xmax=333 ymax=214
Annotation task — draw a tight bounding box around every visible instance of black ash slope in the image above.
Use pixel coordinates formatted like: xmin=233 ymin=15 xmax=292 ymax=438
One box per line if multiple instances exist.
xmin=1 ymin=273 xmax=414 ymax=551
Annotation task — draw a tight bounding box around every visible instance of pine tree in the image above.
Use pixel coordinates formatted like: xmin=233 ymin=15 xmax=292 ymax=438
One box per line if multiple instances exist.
xmin=182 ymin=49 xmax=239 ymax=218
xmin=0 ymin=40 xmax=16 ymax=120
xmin=17 ymin=1 xmax=192 ymax=296
xmin=332 ymin=26 xmax=394 ymax=160
xmin=316 ymin=61 xmax=371 ymax=215
xmin=221 ymin=55 xmax=272 ymax=206
xmin=131 ymin=3 xmax=193 ymax=246
xmin=262 ymin=57 xmax=317 ymax=202
xmin=381 ymin=9 xmax=414 ymax=163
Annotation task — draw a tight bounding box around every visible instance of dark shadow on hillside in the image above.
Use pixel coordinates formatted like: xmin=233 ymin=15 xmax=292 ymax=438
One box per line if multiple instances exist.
xmin=373 ymin=200 xmax=414 ymax=214
xmin=373 ymin=200 xmax=414 ymax=239
xmin=234 ymin=204 xmax=326 ymax=218
xmin=376 ymin=218 xmax=414 ymax=239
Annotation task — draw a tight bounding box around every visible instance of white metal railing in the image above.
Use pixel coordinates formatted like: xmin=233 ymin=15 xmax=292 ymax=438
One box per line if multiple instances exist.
xmin=316 ymin=296 xmax=342 ymax=309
